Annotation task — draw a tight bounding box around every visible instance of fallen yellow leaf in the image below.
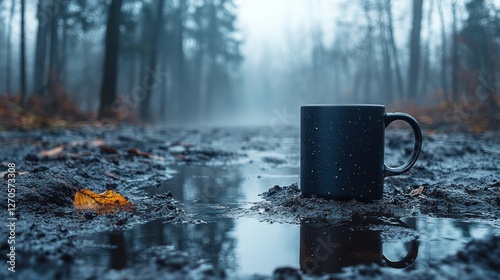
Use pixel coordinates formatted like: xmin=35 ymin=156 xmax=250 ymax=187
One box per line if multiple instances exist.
xmin=74 ymin=189 xmax=135 ymax=214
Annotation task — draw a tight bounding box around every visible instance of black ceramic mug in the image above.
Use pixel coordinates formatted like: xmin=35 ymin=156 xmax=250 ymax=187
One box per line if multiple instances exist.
xmin=300 ymin=104 xmax=422 ymax=201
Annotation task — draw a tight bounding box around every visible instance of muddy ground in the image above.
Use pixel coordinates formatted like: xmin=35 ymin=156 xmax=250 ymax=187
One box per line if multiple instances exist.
xmin=0 ymin=125 xmax=499 ymax=279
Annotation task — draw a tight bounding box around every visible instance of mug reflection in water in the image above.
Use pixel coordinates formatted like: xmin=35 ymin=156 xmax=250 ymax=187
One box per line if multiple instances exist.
xmin=300 ymin=220 xmax=419 ymax=274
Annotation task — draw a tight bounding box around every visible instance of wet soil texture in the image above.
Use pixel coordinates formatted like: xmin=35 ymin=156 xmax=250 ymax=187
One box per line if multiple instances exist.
xmin=0 ymin=125 xmax=499 ymax=279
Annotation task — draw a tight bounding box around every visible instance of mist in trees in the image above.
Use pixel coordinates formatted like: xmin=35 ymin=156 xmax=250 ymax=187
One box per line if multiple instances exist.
xmin=0 ymin=0 xmax=498 ymax=125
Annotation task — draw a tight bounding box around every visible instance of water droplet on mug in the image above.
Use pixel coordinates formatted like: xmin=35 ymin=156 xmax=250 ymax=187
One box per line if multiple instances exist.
xmin=335 ymin=162 xmax=338 ymax=166
xmin=369 ymin=116 xmax=372 ymax=120
xmin=338 ymin=168 xmax=342 ymax=172
xmin=335 ymin=176 xmax=338 ymax=179
xmin=349 ymin=154 xmax=352 ymax=157
xmin=315 ymin=127 xmax=318 ymax=130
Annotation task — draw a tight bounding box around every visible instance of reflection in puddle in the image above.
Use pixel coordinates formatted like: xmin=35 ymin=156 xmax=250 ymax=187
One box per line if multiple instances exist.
xmin=75 ymin=216 xmax=499 ymax=277
xmin=74 ymin=164 xmax=500 ymax=277
xmin=108 ymin=232 xmax=127 ymax=270
xmin=300 ymin=220 xmax=418 ymax=274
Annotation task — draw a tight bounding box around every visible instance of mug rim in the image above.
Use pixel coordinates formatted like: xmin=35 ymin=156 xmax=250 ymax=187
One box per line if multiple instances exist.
xmin=301 ymin=104 xmax=385 ymax=108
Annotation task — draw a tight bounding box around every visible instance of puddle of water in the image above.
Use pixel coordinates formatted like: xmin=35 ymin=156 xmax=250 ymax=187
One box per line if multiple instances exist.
xmin=74 ymin=215 xmax=500 ymax=277
xmin=73 ymin=164 xmax=500 ymax=277
xmin=145 ymin=163 xmax=300 ymax=203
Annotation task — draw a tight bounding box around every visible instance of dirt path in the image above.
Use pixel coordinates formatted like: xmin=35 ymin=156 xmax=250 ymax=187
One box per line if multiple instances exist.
xmin=0 ymin=126 xmax=499 ymax=279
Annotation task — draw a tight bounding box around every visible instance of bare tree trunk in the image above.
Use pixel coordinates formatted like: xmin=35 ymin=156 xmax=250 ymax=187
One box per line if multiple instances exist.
xmin=5 ymin=0 xmax=15 ymax=95
xmin=419 ymin=1 xmax=434 ymax=104
xmin=377 ymin=1 xmax=393 ymax=103
xmin=172 ymin=1 xmax=186 ymax=123
xmin=128 ymin=51 xmax=136 ymax=93
xmin=140 ymin=0 xmax=165 ymax=122
xmin=437 ymin=0 xmax=449 ymax=100
xmin=19 ymin=0 xmax=26 ymax=102
xmin=34 ymin=0 xmax=48 ymax=95
xmin=385 ymin=0 xmax=404 ymax=101
xmin=451 ymin=0 xmax=459 ymax=101
xmin=98 ymin=0 xmax=123 ymax=119
xmin=197 ymin=51 xmax=210 ymax=121
xmin=408 ymin=0 xmax=424 ymax=102
xmin=47 ymin=0 xmax=60 ymax=100
xmin=360 ymin=2 xmax=374 ymax=103
xmin=60 ymin=4 xmax=68 ymax=88
xmin=160 ymin=52 xmax=168 ymax=123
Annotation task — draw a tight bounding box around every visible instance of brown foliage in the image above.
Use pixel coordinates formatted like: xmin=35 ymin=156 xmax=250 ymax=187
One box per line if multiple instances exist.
xmin=0 ymin=93 xmax=91 ymax=130
xmin=390 ymin=97 xmax=500 ymax=133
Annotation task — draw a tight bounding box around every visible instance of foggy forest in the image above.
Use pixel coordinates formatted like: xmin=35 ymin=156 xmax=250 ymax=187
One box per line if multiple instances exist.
xmin=1 ymin=1 xmax=500 ymax=279
xmin=0 ymin=0 xmax=498 ymax=126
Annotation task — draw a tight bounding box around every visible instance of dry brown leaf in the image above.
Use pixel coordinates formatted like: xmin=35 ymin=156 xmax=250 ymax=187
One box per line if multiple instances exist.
xmin=410 ymin=186 xmax=424 ymax=196
xmin=127 ymin=148 xmax=153 ymax=158
xmin=38 ymin=145 xmax=64 ymax=157
xmin=100 ymin=145 xmax=118 ymax=154
xmin=74 ymin=189 xmax=134 ymax=214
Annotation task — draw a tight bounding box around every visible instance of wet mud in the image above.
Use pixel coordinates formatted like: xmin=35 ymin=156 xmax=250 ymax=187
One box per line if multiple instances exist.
xmin=0 ymin=126 xmax=499 ymax=279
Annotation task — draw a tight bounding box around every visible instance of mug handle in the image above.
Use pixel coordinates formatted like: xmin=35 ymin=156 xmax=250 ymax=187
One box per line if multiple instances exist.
xmin=383 ymin=219 xmax=419 ymax=268
xmin=383 ymin=239 xmax=419 ymax=268
xmin=383 ymin=113 xmax=423 ymax=177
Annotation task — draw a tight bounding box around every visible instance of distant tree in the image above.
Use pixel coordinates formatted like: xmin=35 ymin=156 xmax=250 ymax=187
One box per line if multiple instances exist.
xmin=34 ymin=0 xmax=48 ymax=95
xmin=47 ymin=0 xmax=60 ymax=99
xmin=4 ymin=0 xmax=15 ymax=94
xmin=169 ymin=0 xmax=187 ymax=122
xmin=437 ymin=0 xmax=450 ymax=100
xmin=419 ymin=0 xmax=434 ymax=103
xmin=139 ymin=0 xmax=165 ymax=122
xmin=385 ymin=0 xmax=404 ymax=101
xmin=376 ymin=0 xmax=394 ymax=103
xmin=190 ymin=0 xmax=242 ymax=122
xmin=451 ymin=0 xmax=460 ymax=101
xmin=98 ymin=0 xmax=123 ymax=119
xmin=408 ymin=0 xmax=424 ymax=101
xmin=0 ymin=1 xmax=3 ymax=93
xmin=361 ymin=1 xmax=376 ymax=103
xmin=19 ymin=0 xmax=26 ymax=102
xmin=460 ymin=0 xmax=499 ymax=112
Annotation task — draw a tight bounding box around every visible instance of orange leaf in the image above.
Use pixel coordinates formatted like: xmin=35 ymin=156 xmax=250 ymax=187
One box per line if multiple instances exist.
xmin=38 ymin=145 xmax=64 ymax=157
xmin=74 ymin=189 xmax=135 ymax=215
xmin=127 ymin=148 xmax=153 ymax=158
